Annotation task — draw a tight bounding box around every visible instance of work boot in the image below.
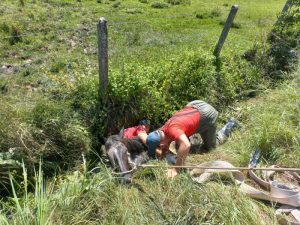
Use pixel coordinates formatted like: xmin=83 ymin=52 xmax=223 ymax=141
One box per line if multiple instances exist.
xmin=217 ymin=118 xmax=241 ymax=145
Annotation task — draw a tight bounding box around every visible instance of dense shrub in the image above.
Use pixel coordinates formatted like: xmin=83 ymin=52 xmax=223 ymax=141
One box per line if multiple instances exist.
xmin=0 ymin=99 xmax=91 ymax=172
xmin=160 ymin=51 xmax=217 ymax=107
xmin=268 ymin=0 xmax=299 ymax=73
xmin=105 ymin=48 xmax=264 ymax=131
xmin=29 ymin=101 xmax=91 ymax=167
xmin=217 ymin=55 xmax=263 ymax=102
xmin=219 ymin=20 xmax=241 ymax=29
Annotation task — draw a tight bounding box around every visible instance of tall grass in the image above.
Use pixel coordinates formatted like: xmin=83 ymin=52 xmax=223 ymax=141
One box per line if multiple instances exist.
xmin=218 ymin=65 xmax=300 ymax=166
xmin=0 ymin=161 xmax=278 ymax=224
xmin=0 ymin=162 xmax=113 ymax=224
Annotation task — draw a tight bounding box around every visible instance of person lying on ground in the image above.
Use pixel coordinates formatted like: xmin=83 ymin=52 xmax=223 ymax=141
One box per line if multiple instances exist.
xmin=146 ymin=100 xmax=239 ymax=178
xmin=121 ymin=119 xmax=150 ymax=145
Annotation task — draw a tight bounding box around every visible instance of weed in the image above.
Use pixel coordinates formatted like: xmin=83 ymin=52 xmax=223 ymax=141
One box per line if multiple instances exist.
xmin=195 ymin=13 xmax=205 ymax=19
xmin=9 ymin=26 xmax=22 ymax=45
xmin=0 ymin=23 xmax=10 ymax=33
xmin=0 ymin=83 xmax=8 ymax=94
xmin=19 ymin=0 xmax=25 ymax=7
xmin=49 ymin=61 xmax=66 ymax=73
xmin=151 ymin=2 xmax=169 ymax=9
xmin=219 ymin=20 xmax=242 ymax=29
xmin=125 ymin=8 xmax=143 ymax=14
xmin=166 ymin=0 xmax=191 ymax=5
xmin=112 ymin=1 xmax=121 ymax=8
xmin=210 ymin=7 xmax=221 ymax=18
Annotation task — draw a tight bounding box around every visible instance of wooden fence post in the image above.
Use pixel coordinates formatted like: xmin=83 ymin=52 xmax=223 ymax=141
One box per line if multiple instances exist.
xmin=281 ymin=0 xmax=292 ymax=13
xmin=97 ymin=17 xmax=108 ymax=93
xmin=274 ymin=0 xmax=293 ymax=28
xmin=213 ymin=5 xmax=239 ymax=58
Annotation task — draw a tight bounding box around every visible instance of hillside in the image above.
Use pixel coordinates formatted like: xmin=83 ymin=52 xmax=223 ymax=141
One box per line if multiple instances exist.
xmin=0 ymin=66 xmax=299 ymax=224
xmin=0 ymin=0 xmax=299 ymax=224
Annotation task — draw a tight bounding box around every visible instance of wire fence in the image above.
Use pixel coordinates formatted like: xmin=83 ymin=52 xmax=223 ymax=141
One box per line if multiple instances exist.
xmin=0 ymin=12 xmax=278 ymax=78
xmin=0 ymin=22 xmax=267 ymax=50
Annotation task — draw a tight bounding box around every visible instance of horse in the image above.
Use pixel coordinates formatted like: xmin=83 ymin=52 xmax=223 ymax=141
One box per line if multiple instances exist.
xmin=104 ymin=134 xmax=149 ymax=182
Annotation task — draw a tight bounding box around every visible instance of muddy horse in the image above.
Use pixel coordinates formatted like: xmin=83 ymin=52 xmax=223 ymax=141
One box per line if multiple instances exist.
xmin=105 ymin=134 xmax=149 ymax=181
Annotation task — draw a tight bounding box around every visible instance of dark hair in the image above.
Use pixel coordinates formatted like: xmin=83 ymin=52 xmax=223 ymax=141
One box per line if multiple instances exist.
xmin=139 ymin=119 xmax=150 ymax=126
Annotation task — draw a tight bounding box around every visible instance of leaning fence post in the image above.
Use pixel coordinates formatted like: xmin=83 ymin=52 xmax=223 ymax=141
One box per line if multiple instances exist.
xmin=213 ymin=5 xmax=239 ymax=58
xmin=281 ymin=0 xmax=292 ymax=13
xmin=97 ymin=17 xmax=108 ymax=93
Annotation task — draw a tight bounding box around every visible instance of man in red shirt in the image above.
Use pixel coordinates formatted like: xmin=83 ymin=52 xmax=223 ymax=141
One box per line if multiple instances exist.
xmin=122 ymin=119 xmax=150 ymax=145
xmin=146 ymin=100 xmax=220 ymax=178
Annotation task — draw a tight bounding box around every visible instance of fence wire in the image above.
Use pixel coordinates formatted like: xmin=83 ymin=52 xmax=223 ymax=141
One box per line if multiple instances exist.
xmin=0 ymin=16 xmax=272 ymax=72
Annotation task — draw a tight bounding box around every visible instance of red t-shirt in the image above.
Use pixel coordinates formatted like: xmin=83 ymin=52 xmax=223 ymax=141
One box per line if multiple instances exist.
xmin=161 ymin=107 xmax=200 ymax=141
xmin=123 ymin=125 xmax=147 ymax=139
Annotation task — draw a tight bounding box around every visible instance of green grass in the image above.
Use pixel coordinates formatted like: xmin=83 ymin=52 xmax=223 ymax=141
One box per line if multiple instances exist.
xmin=1 ymin=64 xmax=299 ymax=225
xmin=0 ymin=0 xmax=287 ymax=159
xmin=0 ymin=0 xmax=284 ymax=71
xmin=216 ymin=65 xmax=300 ymax=167
xmin=0 ymin=1 xmax=299 ymax=223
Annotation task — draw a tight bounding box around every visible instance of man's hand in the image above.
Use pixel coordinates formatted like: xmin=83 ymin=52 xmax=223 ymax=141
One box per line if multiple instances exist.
xmin=166 ymin=168 xmax=178 ymax=178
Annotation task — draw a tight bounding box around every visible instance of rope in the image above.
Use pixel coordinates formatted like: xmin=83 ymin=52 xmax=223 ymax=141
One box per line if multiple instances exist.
xmin=138 ymin=164 xmax=300 ymax=172
xmin=111 ymin=169 xmax=135 ymax=175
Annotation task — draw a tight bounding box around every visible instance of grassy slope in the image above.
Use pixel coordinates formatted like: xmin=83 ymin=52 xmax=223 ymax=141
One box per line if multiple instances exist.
xmin=1 ymin=67 xmax=299 ymax=224
xmin=1 ymin=0 xmax=299 ymax=224
xmin=0 ymin=0 xmax=287 ymax=167
xmin=0 ymin=0 xmax=284 ymax=80
xmin=0 ymin=0 xmax=285 ymax=145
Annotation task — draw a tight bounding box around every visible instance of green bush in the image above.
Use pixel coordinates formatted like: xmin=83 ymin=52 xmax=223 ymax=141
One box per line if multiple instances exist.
xmin=210 ymin=7 xmax=221 ymax=17
xmin=224 ymin=70 xmax=300 ymax=166
xmin=151 ymin=2 xmax=169 ymax=8
xmin=195 ymin=8 xmax=222 ymax=20
xmin=112 ymin=1 xmax=121 ymax=8
xmin=166 ymin=0 xmax=191 ymax=5
xmin=245 ymin=1 xmax=299 ymax=76
xmin=217 ymin=54 xmax=263 ymax=103
xmin=125 ymin=8 xmax=143 ymax=14
xmin=160 ymin=51 xmax=217 ymax=107
xmin=219 ymin=20 xmax=241 ymax=29
xmin=29 ymin=101 xmax=91 ymax=168
xmin=0 ymin=22 xmax=10 ymax=33
xmin=0 ymin=99 xmax=91 ymax=170
xmin=9 ymin=25 xmax=22 ymax=45
xmin=105 ymin=48 xmax=264 ymax=130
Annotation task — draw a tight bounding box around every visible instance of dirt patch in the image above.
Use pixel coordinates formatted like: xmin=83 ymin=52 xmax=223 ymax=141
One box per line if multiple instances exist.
xmin=0 ymin=64 xmax=19 ymax=75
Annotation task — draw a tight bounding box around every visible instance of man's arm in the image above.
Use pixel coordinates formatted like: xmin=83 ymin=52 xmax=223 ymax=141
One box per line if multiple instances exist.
xmin=175 ymin=134 xmax=191 ymax=168
xmin=167 ymin=134 xmax=190 ymax=178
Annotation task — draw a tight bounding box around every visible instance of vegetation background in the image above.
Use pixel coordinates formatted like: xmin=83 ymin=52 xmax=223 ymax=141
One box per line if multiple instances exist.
xmin=0 ymin=0 xmax=299 ymax=224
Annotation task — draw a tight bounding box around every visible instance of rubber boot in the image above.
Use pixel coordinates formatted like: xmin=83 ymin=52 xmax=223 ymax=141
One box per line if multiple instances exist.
xmin=217 ymin=118 xmax=241 ymax=145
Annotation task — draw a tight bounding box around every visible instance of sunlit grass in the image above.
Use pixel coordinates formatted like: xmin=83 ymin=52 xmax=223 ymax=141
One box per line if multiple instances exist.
xmin=218 ymin=66 xmax=300 ymax=167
